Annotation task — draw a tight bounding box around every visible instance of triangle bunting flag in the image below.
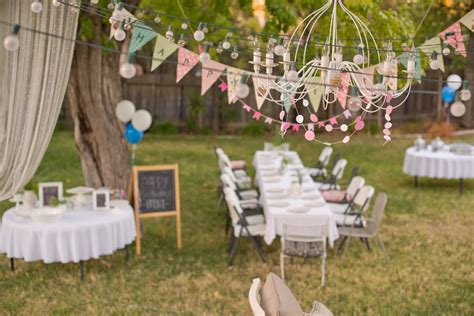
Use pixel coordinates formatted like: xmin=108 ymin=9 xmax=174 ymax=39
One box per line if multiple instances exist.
xmin=201 ymin=60 xmax=227 ymax=95
xmin=176 ymin=48 xmax=200 ymax=83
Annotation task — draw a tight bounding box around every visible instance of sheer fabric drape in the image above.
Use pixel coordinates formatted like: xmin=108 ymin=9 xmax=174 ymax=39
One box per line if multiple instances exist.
xmin=0 ymin=1 xmax=78 ymax=200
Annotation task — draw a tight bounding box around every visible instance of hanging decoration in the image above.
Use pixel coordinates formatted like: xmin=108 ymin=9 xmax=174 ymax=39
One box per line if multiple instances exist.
xmin=226 ymin=67 xmax=248 ymax=104
xmin=176 ymin=47 xmax=200 ymax=83
xmin=201 ymin=60 xmax=227 ymax=95
xmin=439 ymin=22 xmax=466 ymax=57
xmin=459 ymin=9 xmax=474 ymax=32
xmin=129 ymin=22 xmax=158 ymax=53
xmin=151 ymin=34 xmax=178 ymax=71
xmin=418 ymin=36 xmax=445 ymax=72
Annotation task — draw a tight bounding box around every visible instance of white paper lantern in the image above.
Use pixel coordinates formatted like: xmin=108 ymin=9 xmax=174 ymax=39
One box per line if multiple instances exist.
xmin=132 ymin=110 xmax=153 ymax=131
xmin=120 ymin=63 xmax=136 ymax=79
xmin=115 ymin=100 xmax=136 ymax=123
xmin=447 ymin=74 xmax=462 ymax=91
xmin=450 ymin=101 xmax=466 ymax=118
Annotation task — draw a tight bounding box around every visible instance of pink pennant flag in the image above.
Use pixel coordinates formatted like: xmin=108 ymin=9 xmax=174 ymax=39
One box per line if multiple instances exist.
xmin=218 ymin=81 xmax=228 ymax=92
xmin=337 ymin=73 xmax=350 ymax=109
xmin=201 ymin=60 xmax=226 ymax=95
xmin=283 ymin=122 xmax=291 ymax=130
xmin=252 ymin=112 xmax=262 ymax=120
xmin=292 ymin=124 xmax=300 ymax=132
xmin=439 ymin=22 xmax=466 ymax=57
xmin=317 ymin=121 xmax=325 ymax=128
xmin=343 ymin=110 xmax=352 ymax=119
xmin=176 ymin=48 xmax=200 ymax=83
xmin=243 ymin=104 xmax=252 ymax=112
xmin=329 ymin=117 xmax=338 ymax=125
xmin=264 ymin=117 xmax=273 ymax=125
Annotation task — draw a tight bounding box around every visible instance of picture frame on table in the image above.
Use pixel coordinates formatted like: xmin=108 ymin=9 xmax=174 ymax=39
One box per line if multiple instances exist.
xmin=93 ymin=189 xmax=110 ymax=211
xmin=39 ymin=182 xmax=63 ymax=207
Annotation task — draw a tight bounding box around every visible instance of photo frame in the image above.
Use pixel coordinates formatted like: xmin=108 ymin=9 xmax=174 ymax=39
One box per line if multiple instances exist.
xmin=39 ymin=182 xmax=63 ymax=207
xmin=93 ymin=189 xmax=110 ymax=211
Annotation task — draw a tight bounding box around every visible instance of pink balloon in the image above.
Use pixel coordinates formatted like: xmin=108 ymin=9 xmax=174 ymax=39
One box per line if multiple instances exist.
xmin=305 ymin=130 xmax=315 ymax=141
xmin=355 ymin=120 xmax=365 ymax=131
xmin=310 ymin=114 xmax=318 ymax=123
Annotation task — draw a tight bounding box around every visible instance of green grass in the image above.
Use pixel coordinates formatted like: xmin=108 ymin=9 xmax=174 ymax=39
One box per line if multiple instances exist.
xmin=1 ymin=132 xmax=473 ymax=315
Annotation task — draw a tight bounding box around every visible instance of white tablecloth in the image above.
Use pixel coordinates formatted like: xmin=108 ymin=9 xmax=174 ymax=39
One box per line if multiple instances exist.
xmin=253 ymin=151 xmax=339 ymax=247
xmin=0 ymin=201 xmax=136 ymax=263
xmin=403 ymin=147 xmax=474 ymax=179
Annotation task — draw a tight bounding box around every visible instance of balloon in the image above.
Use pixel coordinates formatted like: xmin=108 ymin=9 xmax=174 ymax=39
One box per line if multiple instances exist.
xmin=131 ymin=110 xmax=153 ymax=132
xmin=116 ymin=100 xmax=135 ymax=123
xmin=441 ymin=86 xmax=456 ymax=103
xmin=450 ymin=101 xmax=466 ymax=117
xmin=447 ymin=74 xmax=462 ymax=91
xmin=125 ymin=123 xmax=143 ymax=144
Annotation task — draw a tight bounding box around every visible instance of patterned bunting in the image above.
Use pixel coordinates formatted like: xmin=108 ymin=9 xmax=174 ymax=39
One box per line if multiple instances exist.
xmin=418 ymin=36 xmax=445 ymax=72
xmin=336 ymin=73 xmax=350 ymax=109
xmin=176 ymin=48 xmax=200 ymax=83
xmin=400 ymin=49 xmax=423 ymax=83
xmin=439 ymin=22 xmax=466 ymax=57
xmin=305 ymin=77 xmax=323 ymax=113
xmin=227 ymin=67 xmax=247 ymax=104
xmin=129 ymin=22 xmax=157 ymax=54
xmin=151 ymin=34 xmax=178 ymax=72
xmin=201 ymin=60 xmax=227 ymax=95
xmin=252 ymin=76 xmax=270 ymax=110
xmin=459 ymin=9 xmax=474 ymax=32
xmin=110 ymin=8 xmax=135 ymax=39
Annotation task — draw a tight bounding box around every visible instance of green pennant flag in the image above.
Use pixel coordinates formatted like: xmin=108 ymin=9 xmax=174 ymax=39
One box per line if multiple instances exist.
xmin=305 ymin=77 xmax=323 ymax=113
xmin=129 ymin=22 xmax=157 ymax=54
xmin=418 ymin=36 xmax=445 ymax=72
xmin=151 ymin=34 xmax=178 ymax=71
xmin=400 ymin=49 xmax=424 ymax=83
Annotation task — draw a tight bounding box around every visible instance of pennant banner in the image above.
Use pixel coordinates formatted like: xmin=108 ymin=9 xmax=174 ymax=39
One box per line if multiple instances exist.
xmin=439 ymin=22 xmax=466 ymax=57
xmin=151 ymin=34 xmax=178 ymax=72
xmin=176 ymin=48 xmax=200 ymax=83
xmin=305 ymin=76 xmax=323 ymax=113
xmin=227 ymin=67 xmax=247 ymax=104
xmin=201 ymin=60 xmax=227 ymax=95
xmin=110 ymin=8 xmax=136 ymax=39
xmin=129 ymin=22 xmax=157 ymax=54
xmin=459 ymin=9 xmax=474 ymax=32
xmin=336 ymin=73 xmax=350 ymax=109
xmin=418 ymin=36 xmax=445 ymax=72
xmin=400 ymin=49 xmax=423 ymax=83
xmin=252 ymin=76 xmax=270 ymax=110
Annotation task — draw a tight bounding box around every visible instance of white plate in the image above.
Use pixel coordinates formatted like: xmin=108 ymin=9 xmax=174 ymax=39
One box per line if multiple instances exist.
xmin=268 ymin=201 xmax=290 ymax=208
xmin=13 ymin=207 xmax=33 ymax=219
xmin=304 ymin=201 xmax=325 ymax=208
xmin=66 ymin=186 xmax=94 ymax=195
xmin=263 ymin=177 xmax=280 ymax=184
xmin=30 ymin=207 xmax=65 ymax=223
xmin=301 ymin=195 xmax=322 ymax=201
xmin=266 ymin=187 xmax=285 ymax=194
xmin=302 ymin=187 xmax=317 ymax=193
xmin=288 ymin=207 xmax=310 ymax=213
xmin=267 ymin=195 xmax=287 ymax=200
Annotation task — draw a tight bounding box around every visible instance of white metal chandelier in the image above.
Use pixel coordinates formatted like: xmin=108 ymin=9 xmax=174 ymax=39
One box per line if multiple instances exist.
xmin=250 ymin=0 xmax=416 ymax=114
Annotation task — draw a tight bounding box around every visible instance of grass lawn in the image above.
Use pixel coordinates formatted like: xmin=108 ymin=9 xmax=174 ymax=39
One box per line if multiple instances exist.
xmin=0 ymin=131 xmax=473 ymax=315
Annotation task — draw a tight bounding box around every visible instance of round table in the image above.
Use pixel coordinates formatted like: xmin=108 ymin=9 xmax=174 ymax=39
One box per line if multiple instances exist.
xmin=403 ymin=146 xmax=474 ymax=193
xmin=0 ymin=201 xmax=136 ymax=279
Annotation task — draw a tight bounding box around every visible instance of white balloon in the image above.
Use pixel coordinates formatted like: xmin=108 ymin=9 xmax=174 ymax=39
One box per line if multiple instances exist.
xmin=447 ymin=74 xmax=462 ymax=91
xmin=132 ymin=110 xmax=153 ymax=131
xmin=450 ymin=101 xmax=466 ymax=118
xmin=115 ymin=100 xmax=136 ymax=123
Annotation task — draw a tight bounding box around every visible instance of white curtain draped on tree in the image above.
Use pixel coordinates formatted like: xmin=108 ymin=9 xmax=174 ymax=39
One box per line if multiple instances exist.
xmin=0 ymin=1 xmax=78 ymax=200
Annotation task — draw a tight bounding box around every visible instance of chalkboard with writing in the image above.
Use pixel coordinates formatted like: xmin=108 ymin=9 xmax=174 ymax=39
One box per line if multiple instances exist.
xmin=39 ymin=182 xmax=63 ymax=207
xmin=137 ymin=169 xmax=176 ymax=213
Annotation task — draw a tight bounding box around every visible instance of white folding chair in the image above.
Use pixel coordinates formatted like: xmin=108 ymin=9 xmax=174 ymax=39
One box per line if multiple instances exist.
xmin=248 ymin=278 xmax=265 ymax=316
xmin=280 ymin=223 xmax=327 ymax=286
xmin=307 ymin=146 xmax=333 ymax=179
xmin=323 ymin=176 xmax=365 ymax=205
xmin=315 ymin=158 xmax=347 ymax=191
xmin=332 ymin=185 xmax=375 ymax=227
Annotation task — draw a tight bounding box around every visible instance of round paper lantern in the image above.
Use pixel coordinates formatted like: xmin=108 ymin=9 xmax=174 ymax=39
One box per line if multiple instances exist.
xmin=125 ymin=123 xmax=143 ymax=144
xmin=447 ymin=74 xmax=462 ymax=91
xmin=115 ymin=100 xmax=135 ymax=123
xmin=131 ymin=110 xmax=153 ymax=132
xmin=304 ymin=130 xmax=315 ymax=141
xmin=450 ymin=101 xmax=466 ymax=118
xmin=441 ymin=86 xmax=455 ymax=103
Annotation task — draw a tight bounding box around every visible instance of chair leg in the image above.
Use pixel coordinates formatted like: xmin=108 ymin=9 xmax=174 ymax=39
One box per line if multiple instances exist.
xmin=341 ymin=236 xmax=352 ymax=257
xmin=321 ymin=255 xmax=326 ymax=286
xmin=216 ymin=193 xmax=223 ymax=210
xmin=363 ymin=238 xmax=371 ymax=252
xmin=337 ymin=236 xmax=347 ymax=253
xmin=280 ymin=253 xmax=285 ymax=281
xmin=225 ymin=213 xmax=231 ymax=238
xmin=376 ymin=234 xmax=389 ymax=260
xmin=249 ymin=235 xmax=266 ymax=263
xmin=228 ymin=235 xmax=241 ymax=266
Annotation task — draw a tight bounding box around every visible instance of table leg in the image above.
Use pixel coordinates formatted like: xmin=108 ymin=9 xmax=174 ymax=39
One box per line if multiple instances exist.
xmin=414 ymin=176 xmax=418 ymax=187
xmin=80 ymin=261 xmax=85 ymax=281
xmin=10 ymin=258 xmax=14 ymax=272
xmin=460 ymin=178 xmax=464 ymax=195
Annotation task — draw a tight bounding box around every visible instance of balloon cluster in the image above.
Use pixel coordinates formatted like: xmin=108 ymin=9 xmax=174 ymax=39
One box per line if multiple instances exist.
xmin=115 ymin=100 xmax=153 ymax=144
xmin=441 ymin=74 xmax=471 ymax=118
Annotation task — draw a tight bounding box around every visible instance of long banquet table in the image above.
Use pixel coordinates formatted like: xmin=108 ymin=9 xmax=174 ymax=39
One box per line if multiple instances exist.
xmin=253 ymin=150 xmax=339 ymax=246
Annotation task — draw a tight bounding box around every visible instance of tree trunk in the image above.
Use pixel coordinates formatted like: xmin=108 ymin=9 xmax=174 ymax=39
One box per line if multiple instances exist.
xmin=65 ymin=14 xmax=130 ymax=191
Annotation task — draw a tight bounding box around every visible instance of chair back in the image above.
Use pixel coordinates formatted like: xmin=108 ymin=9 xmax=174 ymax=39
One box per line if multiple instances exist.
xmin=281 ymin=223 xmax=327 ymax=243
xmin=223 ymin=166 xmax=238 ymax=183
xmin=348 ymin=166 xmax=360 ymax=183
xmin=367 ymin=193 xmax=387 ymax=235
xmin=353 ymin=185 xmax=375 ymax=213
xmin=346 ymin=176 xmax=365 ymax=197
xmin=224 ymin=190 xmax=244 ymax=225
xmin=318 ymin=146 xmax=333 ymax=167
xmin=331 ymin=158 xmax=347 ymax=180
xmin=248 ymin=278 xmax=265 ymax=316
xmin=220 ymin=174 xmax=237 ymax=190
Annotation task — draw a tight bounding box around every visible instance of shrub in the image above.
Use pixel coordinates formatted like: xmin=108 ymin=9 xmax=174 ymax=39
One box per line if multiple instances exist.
xmin=150 ymin=122 xmax=178 ymax=135
xmin=240 ymin=121 xmax=267 ymax=136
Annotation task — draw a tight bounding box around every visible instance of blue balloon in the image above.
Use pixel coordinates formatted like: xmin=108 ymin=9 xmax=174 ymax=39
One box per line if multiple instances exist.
xmin=125 ymin=123 xmax=144 ymax=144
xmin=441 ymin=86 xmax=456 ymax=103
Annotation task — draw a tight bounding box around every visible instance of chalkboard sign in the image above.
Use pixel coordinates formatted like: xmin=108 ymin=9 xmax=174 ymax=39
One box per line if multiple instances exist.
xmin=137 ymin=169 xmax=176 ymax=213
xmin=93 ymin=189 xmax=110 ymax=211
xmin=39 ymin=182 xmax=63 ymax=207
xmin=130 ymin=165 xmax=182 ymax=255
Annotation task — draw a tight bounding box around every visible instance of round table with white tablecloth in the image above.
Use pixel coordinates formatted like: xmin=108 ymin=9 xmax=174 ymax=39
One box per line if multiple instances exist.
xmin=403 ymin=146 xmax=474 ymax=193
xmin=0 ymin=201 xmax=136 ymax=268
